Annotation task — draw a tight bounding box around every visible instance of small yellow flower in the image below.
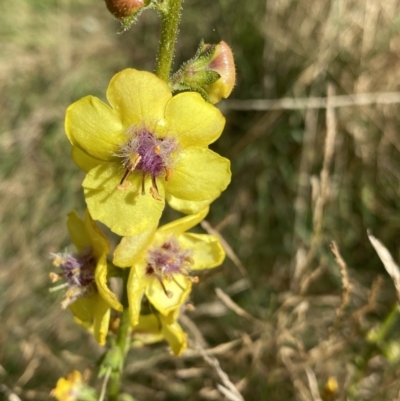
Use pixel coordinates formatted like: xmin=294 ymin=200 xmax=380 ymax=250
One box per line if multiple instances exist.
xmin=51 ymin=371 xmax=83 ymax=401
xmin=112 ymin=207 xmax=225 ymax=326
xmin=65 ymin=69 xmax=231 ymax=236
xmin=132 ymin=308 xmax=188 ymax=356
xmin=50 ymin=210 xmax=122 ymax=345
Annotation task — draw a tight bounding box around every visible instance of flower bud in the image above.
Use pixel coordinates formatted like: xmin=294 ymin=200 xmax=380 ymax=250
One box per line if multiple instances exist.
xmin=202 ymin=41 xmax=236 ymax=104
xmin=170 ymin=41 xmax=236 ymax=104
xmin=105 ymin=0 xmax=145 ymax=18
xmin=104 ymin=0 xmax=146 ymax=30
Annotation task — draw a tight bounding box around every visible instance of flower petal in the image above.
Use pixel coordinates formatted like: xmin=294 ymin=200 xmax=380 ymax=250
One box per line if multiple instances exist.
xmin=71 ymin=146 xmax=103 ymax=173
xmin=67 ymin=211 xmax=90 ymax=251
xmin=127 ymin=264 xmax=147 ymax=326
xmin=92 ymin=293 xmax=111 ymax=346
xmin=69 ymin=293 xmax=111 ymax=345
xmin=160 ymin=319 xmax=187 ymax=356
xmin=156 ymin=207 xmax=209 ymax=238
xmin=145 ymin=274 xmax=192 ymax=318
xmin=166 ymin=194 xmax=211 ymax=215
xmin=178 ymin=233 xmax=225 ymax=270
xmin=65 ymin=96 xmax=125 ymax=161
xmin=95 ymin=254 xmax=123 ymax=312
xmin=163 ymin=92 xmax=225 ymax=147
xmin=83 ymin=163 xmax=164 ymax=236
xmin=84 ymin=210 xmax=110 ymax=259
xmin=69 ymin=296 xmax=95 ymax=323
xmin=113 ymin=229 xmax=156 ymax=268
xmin=106 ymin=69 xmax=171 ymax=127
xmin=167 ymin=147 xmax=231 ymax=204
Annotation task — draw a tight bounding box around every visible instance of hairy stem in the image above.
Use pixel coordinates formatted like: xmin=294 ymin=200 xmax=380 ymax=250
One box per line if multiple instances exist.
xmin=155 ymin=0 xmax=183 ymax=82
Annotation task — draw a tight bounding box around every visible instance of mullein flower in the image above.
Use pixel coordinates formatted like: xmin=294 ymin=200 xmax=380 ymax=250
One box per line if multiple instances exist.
xmin=112 ymin=207 xmax=225 ymax=326
xmin=65 ymin=69 xmax=231 ymax=237
xmin=50 ymin=210 xmax=122 ymax=345
xmin=51 ymin=371 xmax=97 ymax=401
xmin=132 ymin=308 xmax=188 ymax=356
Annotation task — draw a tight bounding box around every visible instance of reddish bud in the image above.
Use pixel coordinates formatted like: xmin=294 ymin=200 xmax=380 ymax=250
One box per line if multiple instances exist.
xmin=105 ymin=0 xmax=145 ymax=19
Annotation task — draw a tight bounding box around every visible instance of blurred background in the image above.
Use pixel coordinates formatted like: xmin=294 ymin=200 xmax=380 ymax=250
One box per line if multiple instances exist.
xmin=2 ymin=0 xmax=400 ymax=400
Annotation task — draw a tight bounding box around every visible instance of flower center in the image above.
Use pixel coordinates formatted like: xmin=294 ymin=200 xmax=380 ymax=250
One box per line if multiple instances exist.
xmin=145 ymin=237 xmax=196 ymax=297
xmin=50 ymin=248 xmax=97 ymax=308
xmin=117 ymin=128 xmax=179 ymax=199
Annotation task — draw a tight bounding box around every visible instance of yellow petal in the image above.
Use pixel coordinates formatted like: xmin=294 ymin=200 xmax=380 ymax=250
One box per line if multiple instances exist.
xmin=127 ymin=264 xmax=147 ymax=326
xmin=65 ymin=96 xmax=125 ymax=161
xmin=145 ymin=274 xmax=192 ymax=319
xmin=69 ymin=296 xmax=95 ymax=323
xmin=67 ymin=211 xmax=90 ymax=251
xmin=71 ymin=146 xmax=102 ymax=173
xmin=166 ymin=147 xmax=231 ymax=204
xmin=106 ymin=69 xmax=171 ymax=127
xmin=113 ymin=229 xmax=156 ymax=268
xmin=83 ymin=162 xmax=164 ymax=236
xmin=156 ymin=207 xmax=209 ymax=239
xmin=178 ymin=233 xmax=225 ymax=270
xmin=160 ymin=318 xmax=187 ymax=356
xmin=135 ymin=313 xmax=161 ymax=333
xmin=166 ymin=194 xmax=211 ymax=215
xmin=68 ymin=291 xmax=111 ymax=345
xmin=92 ymin=292 xmax=111 ymax=346
xmin=164 ymin=92 xmax=225 ymax=147
xmin=84 ymin=210 xmax=110 ymax=259
xmin=95 ymin=254 xmax=123 ymax=312
xmin=132 ymin=314 xmax=164 ymax=346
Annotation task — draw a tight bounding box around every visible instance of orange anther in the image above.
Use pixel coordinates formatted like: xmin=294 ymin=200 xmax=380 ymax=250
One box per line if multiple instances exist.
xmin=150 ymin=186 xmax=162 ymax=201
xmin=165 ymin=168 xmax=173 ymax=181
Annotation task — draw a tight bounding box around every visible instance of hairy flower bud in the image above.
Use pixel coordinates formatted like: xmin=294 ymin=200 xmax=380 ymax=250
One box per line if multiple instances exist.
xmin=105 ymin=0 xmax=145 ymax=17
xmin=171 ymin=40 xmax=236 ymax=104
xmin=104 ymin=0 xmax=146 ymax=30
xmin=203 ymin=41 xmax=236 ymax=104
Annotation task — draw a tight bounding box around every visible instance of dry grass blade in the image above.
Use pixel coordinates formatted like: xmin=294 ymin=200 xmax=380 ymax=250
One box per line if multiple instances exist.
xmin=330 ymin=241 xmax=352 ymax=323
xmin=368 ymin=232 xmax=400 ymax=303
xmin=305 ymin=367 xmax=323 ymax=401
xmin=198 ymin=345 xmax=245 ymax=401
xmin=201 ymin=220 xmax=248 ymax=277
xmin=215 ymin=288 xmax=264 ymax=328
xmin=225 ymin=92 xmax=400 ymax=111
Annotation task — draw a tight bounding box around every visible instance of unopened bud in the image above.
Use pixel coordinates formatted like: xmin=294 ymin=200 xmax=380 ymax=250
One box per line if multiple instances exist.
xmin=105 ymin=0 xmax=146 ymax=30
xmin=203 ymin=41 xmax=236 ymax=103
xmin=170 ymin=40 xmax=236 ymax=104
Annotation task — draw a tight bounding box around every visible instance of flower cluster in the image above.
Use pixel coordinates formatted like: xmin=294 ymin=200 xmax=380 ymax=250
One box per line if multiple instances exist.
xmin=52 ymin=58 xmax=234 ymax=358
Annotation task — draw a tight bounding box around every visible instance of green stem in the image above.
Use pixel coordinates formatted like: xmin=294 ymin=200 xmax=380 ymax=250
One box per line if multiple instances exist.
xmin=155 ymin=0 xmax=183 ymax=82
xmin=108 ymin=270 xmax=131 ymax=401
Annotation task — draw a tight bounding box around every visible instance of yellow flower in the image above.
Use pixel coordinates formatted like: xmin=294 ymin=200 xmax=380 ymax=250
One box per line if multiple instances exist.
xmin=50 ymin=210 xmax=122 ymax=345
xmin=112 ymin=207 xmax=225 ymax=326
xmin=65 ymin=69 xmax=231 ymax=237
xmin=51 ymin=371 xmax=82 ymax=401
xmin=132 ymin=308 xmax=188 ymax=356
xmin=51 ymin=371 xmax=97 ymax=401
